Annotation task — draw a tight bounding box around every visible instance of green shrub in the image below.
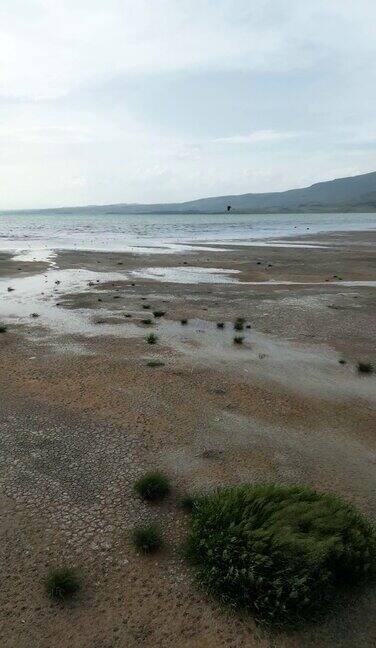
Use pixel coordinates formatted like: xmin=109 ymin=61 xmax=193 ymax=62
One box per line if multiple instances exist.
xmin=147 ymin=360 xmax=165 ymax=367
xmin=234 ymin=320 xmax=244 ymax=331
xmin=217 ymin=322 xmax=225 ymax=329
xmin=181 ymin=318 xmax=188 ymax=325
xmin=153 ymin=310 xmax=165 ymax=318
xmin=186 ymin=484 xmax=376 ymax=626
xmin=142 ymin=304 xmax=151 ymax=310
xmin=46 ymin=567 xmax=80 ymax=600
xmin=0 ymin=324 xmax=7 ymax=333
xmin=357 ymin=361 xmax=373 ymax=374
xmin=146 ymin=333 xmax=158 ymax=344
xmin=142 ymin=318 xmax=153 ymax=325
xmin=132 ymin=524 xmax=163 ymax=554
xmin=134 ymin=472 xmax=171 ymax=502
xmin=233 ymin=336 xmax=244 ymax=345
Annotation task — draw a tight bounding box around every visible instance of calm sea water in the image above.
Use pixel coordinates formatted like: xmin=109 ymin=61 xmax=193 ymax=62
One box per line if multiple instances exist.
xmin=0 ymin=212 xmax=374 ymax=259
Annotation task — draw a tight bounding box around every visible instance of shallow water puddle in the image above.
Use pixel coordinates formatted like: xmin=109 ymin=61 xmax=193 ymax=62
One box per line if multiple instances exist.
xmin=0 ymin=267 xmax=132 ymax=336
xmin=131 ymin=266 xmax=241 ymax=284
xmin=131 ymin=265 xmax=376 ymax=288
xmin=154 ymin=318 xmax=376 ymax=403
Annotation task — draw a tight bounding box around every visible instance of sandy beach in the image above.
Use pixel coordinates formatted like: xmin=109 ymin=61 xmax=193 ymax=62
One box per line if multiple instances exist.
xmin=0 ymin=228 xmax=375 ymax=647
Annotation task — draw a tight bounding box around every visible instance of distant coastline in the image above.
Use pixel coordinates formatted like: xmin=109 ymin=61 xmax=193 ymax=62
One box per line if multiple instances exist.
xmin=1 ymin=170 xmax=375 ymax=215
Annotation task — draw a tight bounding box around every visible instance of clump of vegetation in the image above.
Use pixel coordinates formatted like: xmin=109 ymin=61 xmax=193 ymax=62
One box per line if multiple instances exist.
xmin=46 ymin=567 xmax=80 ymax=601
xmin=142 ymin=304 xmax=151 ymax=310
xmin=147 ymin=360 xmax=165 ymax=367
xmin=132 ymin=524 xmax=163 ymax=554
xmin=338 ymin=359 xmax=346 ymax=365
xmin=146 ymin=333 xmax=158 ymax=344
xmin=233 ymin=336 xmax=244 ymax=345
xmin=153 ymin=310 xmax=165 ymax=318
xmin=134 ymin=472 xmax=171 ymax=502
xmin=357 ymin=361 xmax=373 ymax=374
xmin=181 ymin=495 xmax=198 ymax=513
xmin=217 ymin=322 xmax=225 ymax=329
xmin=141 ymin=318 xmax=153 ymax=325
xmin=186 ymin=484 xmax=376 ymax=627
xmin=0 ymin=324 xmax=7 ymax=333
xmin=181 ymin=318 xmax=188 ymax=325
xmin=234 ymin=317 xmax=245 ymax=331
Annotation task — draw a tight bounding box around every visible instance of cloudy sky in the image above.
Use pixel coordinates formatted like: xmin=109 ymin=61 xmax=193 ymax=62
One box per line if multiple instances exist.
xmin=1 ymin=0 xmax=376 ymax=208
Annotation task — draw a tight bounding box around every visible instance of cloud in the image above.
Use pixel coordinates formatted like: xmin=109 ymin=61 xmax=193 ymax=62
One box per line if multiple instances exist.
xmin=212 ymin=130 xmax=300 ymax=145
xmin=1 ymin=1 xmax=376 ymax=100
xmin=0 ymin=1 xmax=375 ymax=207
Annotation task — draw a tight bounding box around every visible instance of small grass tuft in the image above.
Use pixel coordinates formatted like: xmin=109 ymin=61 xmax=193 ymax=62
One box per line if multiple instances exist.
xmin=142 ymin=304 xmax=151 ymax=310
xmin=357 ymin=361 xmax=373 ymax=374
xmin=132 ymin=524 xmax=163 ymax=554
xmin=147 ymin=360 xmax=165 ymax=367
xmin=234 ymin=319 xmax=244 ymax=331
xmin=0 ymin=324 xmax=7 ymax=333
xmin=181 ymin=495 xmax=198 ymax=513
xmin=134 ymin=472 xmax=171 ymax=502
xmin=153 ymin=310 xmax=165 ymax=318
xmin=141 ymin=318 xmax=153 ymax=325
xmin=46 ymin=567 xmax=80 ymax=600
xmin=146 ymin=333 xmax=158 ymax=344
xmin=233 ymin=335 xmax=244 ymax=345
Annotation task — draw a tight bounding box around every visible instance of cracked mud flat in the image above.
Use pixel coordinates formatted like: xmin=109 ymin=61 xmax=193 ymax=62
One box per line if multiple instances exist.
xmin=0 ymin=230 xmax=375 ymax=648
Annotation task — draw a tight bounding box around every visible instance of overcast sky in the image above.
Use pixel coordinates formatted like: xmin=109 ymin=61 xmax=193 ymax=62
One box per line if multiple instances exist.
xmin=1 ymin=0 xmax=376 ymax=209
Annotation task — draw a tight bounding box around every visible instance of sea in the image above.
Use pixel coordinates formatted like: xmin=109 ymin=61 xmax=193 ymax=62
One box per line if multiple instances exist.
xmin=0 ymin=212 xmax=375 ymax=261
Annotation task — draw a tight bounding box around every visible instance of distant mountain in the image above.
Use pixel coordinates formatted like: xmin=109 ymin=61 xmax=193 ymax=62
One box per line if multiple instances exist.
xmin=3 ymin=171 xmax=376 ymax=214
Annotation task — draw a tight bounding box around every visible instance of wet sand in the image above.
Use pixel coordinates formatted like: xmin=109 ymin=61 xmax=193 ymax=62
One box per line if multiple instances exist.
xmin=0 ymin=229 xmax=375 ymax=647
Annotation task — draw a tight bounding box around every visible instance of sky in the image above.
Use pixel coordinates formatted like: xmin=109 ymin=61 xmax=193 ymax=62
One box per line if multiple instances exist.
xmin=1 ymin=0 xmax=376 ymax=209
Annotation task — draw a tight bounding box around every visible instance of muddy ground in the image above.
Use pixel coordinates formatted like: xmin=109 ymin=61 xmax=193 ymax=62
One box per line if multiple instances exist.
xmin=0 ymin=230 xmax=375 ymax=647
